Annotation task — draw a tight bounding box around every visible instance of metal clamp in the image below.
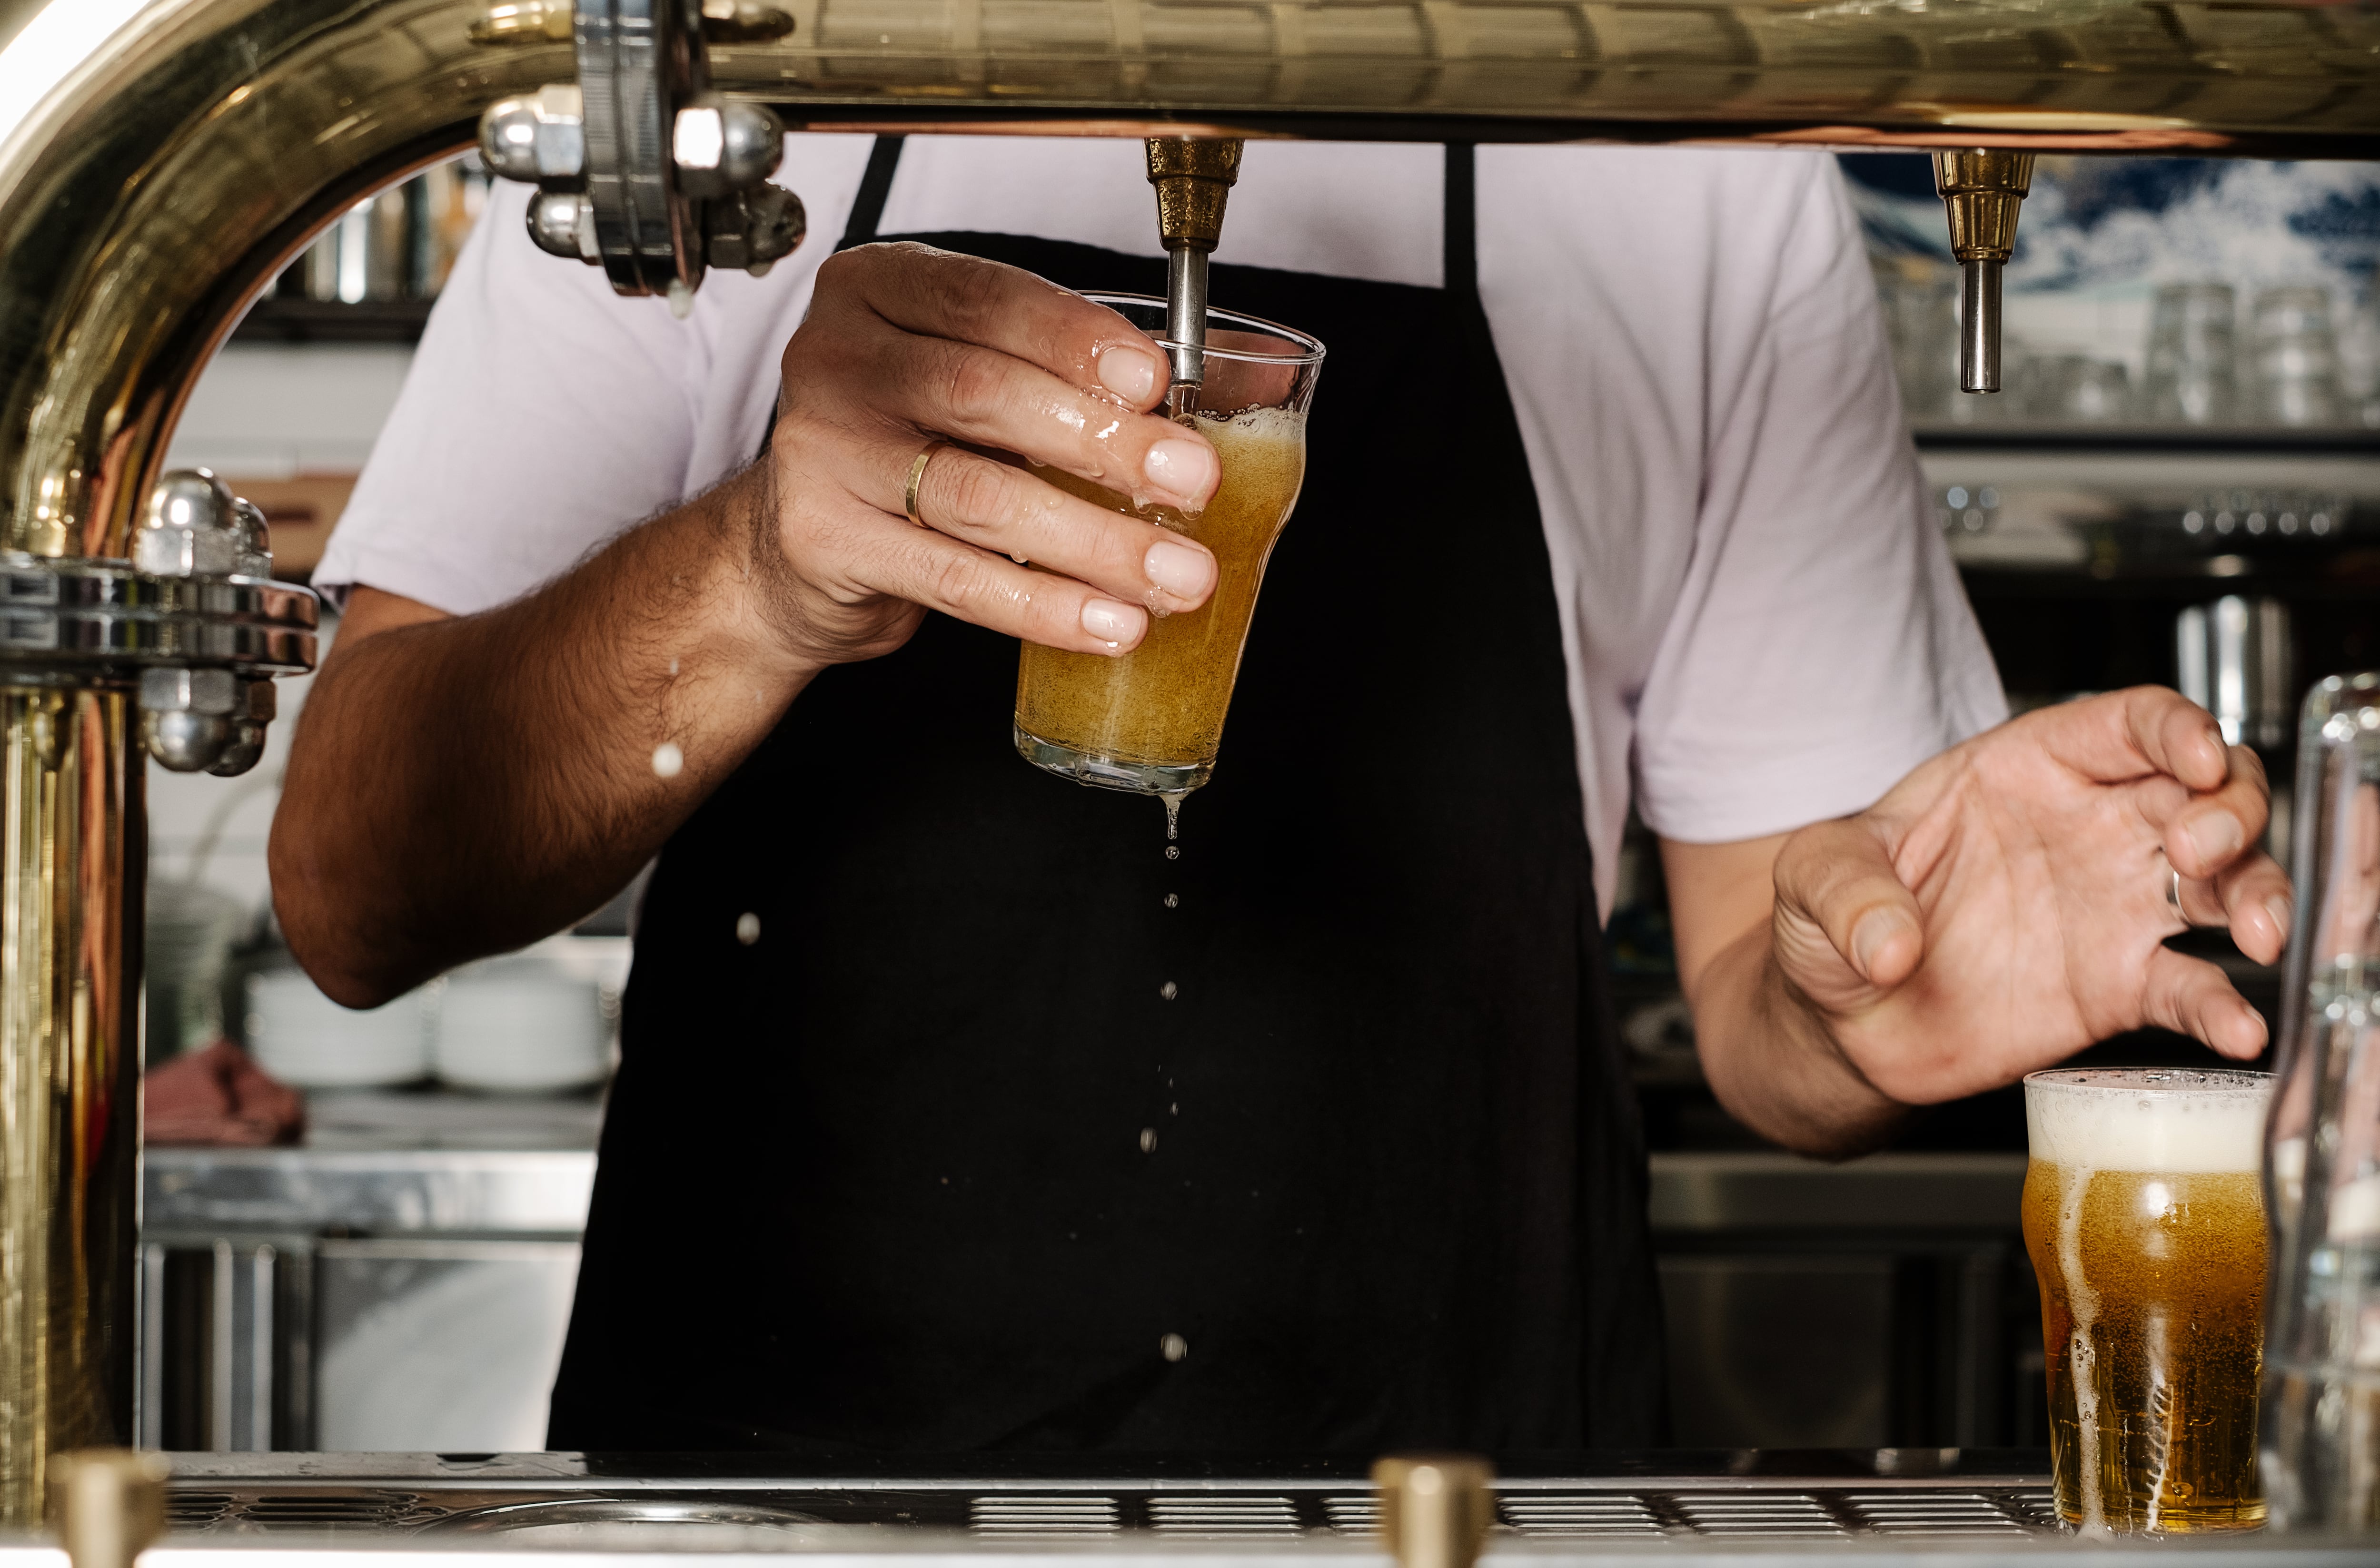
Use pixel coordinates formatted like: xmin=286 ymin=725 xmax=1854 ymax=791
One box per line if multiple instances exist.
xmin=476 ymin=0 xmax=806 ymax=308
xmin=1 ymin=470 xmax=320 ymax=777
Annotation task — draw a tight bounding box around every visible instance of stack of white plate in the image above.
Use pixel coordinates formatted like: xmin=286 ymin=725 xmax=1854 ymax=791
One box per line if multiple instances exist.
xmin=433 ymin=956 xmax=608 ymax=1094
xmin=245 ymin=969 xmax=430 ymax=1088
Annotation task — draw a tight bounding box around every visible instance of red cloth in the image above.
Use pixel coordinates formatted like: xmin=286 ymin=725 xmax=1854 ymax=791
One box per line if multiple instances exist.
xmin=144 ymin=1041 xmax=305 ymax=1146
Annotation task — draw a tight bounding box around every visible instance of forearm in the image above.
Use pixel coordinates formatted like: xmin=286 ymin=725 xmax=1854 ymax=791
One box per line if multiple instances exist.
xmin=1687 ymin=922 xmax=1908 ymax=1160
xmin=271 ymin=465 xmax=811 ymax=1005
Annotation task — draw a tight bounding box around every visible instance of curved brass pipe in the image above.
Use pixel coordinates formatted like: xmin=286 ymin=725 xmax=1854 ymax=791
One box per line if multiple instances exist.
xmin=2 ymin=0 xmax=2377 ymax=561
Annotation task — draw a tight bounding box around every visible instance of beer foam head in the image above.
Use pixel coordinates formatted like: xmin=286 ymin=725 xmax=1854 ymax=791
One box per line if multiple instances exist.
xmin=1197 ymin=405 xmax=1305 ymax=445
xmin=2025 ymin=1068 xmax=2271 ymax=1173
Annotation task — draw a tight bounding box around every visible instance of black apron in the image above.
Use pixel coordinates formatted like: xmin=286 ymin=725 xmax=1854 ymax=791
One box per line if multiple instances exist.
xmin=548 ymin=143 xmax=1662 ymax=1456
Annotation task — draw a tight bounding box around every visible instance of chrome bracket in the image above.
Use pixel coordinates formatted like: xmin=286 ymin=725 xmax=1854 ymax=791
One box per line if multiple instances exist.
xmin=477 ymin=0 xmax=806 ymax=307
xmin=0 ymin=471 xmax=321 ymax=776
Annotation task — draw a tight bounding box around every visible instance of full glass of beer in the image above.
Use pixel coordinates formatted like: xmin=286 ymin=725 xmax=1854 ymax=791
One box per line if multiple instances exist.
xmin=1013 ymin=294 xmax=1324 ymax=796
xmin=2023 ymin=1067 xmax=2273 ymax=1535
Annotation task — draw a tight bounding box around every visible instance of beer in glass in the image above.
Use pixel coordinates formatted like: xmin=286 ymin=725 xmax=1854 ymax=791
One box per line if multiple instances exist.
xmin=1014 ymin=294 xmax=1324 ymax=796
xmin=2023 ymin=1067 xmax=2273 ymax=1534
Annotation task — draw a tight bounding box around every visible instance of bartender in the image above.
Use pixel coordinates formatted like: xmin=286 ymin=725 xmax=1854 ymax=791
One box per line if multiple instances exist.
xmin=270 ymin=137 xmax=2286 ymax=1453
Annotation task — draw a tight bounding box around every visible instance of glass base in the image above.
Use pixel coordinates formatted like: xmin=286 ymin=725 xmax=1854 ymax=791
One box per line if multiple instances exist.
xmin=1013 ymin=726 xmax=1211 ymax=795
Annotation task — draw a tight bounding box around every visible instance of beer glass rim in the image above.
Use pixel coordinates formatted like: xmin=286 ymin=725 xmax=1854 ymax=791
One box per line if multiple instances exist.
xmin=1081 ymin=291 xmax=1327 ymax=365
xmin=2023 ymin=1066 xmax=2272 ymax=1097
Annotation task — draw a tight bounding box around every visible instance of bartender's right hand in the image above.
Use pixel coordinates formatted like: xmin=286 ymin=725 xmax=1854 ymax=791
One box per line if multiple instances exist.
xmin=748 ymin=243 xmax=1221 ymax=668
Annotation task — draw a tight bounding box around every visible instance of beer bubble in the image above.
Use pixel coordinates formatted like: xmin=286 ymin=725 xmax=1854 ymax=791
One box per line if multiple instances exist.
xmin=651 ymin=741 xmax=684 ymax=779
xmin=1139 ymin=1128 xmax=1157 ymax=1153
xmin=1160 ymin=981 xmax=1178 ymax=1001
xmin=668 ymin=657 xmax=679 ymax=677
xmin=1160 ymin=1333 xmax=1188 ymax=1362
xmin=1164 ymin=893 xmax=1179 ymax=908
xmin=735 ymin=912 xmax=761 ymax=946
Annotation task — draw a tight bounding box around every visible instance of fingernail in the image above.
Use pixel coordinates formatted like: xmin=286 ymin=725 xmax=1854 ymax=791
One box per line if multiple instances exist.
xmin=1081 ymin=599 xmax=1146 ymax=647
xmin=1143 ymin=539 xmax=1215 ymax=601
xmin=1098 ymin=345 xmax=1160 ymax=406
xmin=1144 ymin=438 xmax=1217 ymax=504
xmin=2266 ymin=893 xmax=2294 ymax=945
xmin=1851 ymin=911 xmax=1907 ymax=978
xmin=2186 ymin=811 xmax=2244 ymax=866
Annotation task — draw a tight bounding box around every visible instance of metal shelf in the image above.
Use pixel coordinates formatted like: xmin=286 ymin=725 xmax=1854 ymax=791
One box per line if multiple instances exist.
xmin=1914 ymin=424 xmax=2379 ymax=455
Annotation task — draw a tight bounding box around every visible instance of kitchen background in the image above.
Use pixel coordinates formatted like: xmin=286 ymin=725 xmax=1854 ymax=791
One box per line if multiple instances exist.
xmin=147 ymin=149 xmax=2380 ymax=1460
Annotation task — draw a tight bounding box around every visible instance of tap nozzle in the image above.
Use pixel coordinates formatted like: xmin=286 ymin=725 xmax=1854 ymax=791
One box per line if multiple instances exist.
xmin=1373 ymin=1454 xmax=1494 ymax=1568
xmin=1932 ymin=150 xmax=2035 ymax=395
xmin=1145 ymin=137 xmax=1243 ymax=414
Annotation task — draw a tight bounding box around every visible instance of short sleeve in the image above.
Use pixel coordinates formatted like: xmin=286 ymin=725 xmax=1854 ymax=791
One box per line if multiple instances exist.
xmin=1630 ymin=158 xmax=2007 ymax=844
xmin=316 ymin=183 xmax=716 ymax=615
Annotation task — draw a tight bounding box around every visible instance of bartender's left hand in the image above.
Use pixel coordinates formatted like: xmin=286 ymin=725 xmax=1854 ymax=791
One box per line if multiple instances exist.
xmin=1675 ymin=687 xmax=2287 ymax=1156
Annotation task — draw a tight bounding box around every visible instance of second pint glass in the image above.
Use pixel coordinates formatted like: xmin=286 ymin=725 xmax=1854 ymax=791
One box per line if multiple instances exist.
xmin=2023 ymin=1068 xmax=2272 ymax=1534
xmin=1013 ymin=295 xmax=1324 ymax=796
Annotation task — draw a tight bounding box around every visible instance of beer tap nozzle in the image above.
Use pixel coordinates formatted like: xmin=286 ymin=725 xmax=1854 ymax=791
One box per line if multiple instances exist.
xmin=1932 ymin=150 xmax=2035 ymax=396
xmin=1145 ymin=137 xmax=1243 ymax=417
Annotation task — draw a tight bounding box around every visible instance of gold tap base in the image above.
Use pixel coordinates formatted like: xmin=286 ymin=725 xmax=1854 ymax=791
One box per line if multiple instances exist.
xmin=1146 ymin=137 xmax=1243 ymax=254
xmin=1373 ymin=1454 xmax=1495 ymax=1568
xmin=0 ymin=691 xmax=140 ymax=1528
xmin=1932 ymin=149 xmax=2036 ymax=264
xmin=50 ymin=1450 xmax=167 ymax=1568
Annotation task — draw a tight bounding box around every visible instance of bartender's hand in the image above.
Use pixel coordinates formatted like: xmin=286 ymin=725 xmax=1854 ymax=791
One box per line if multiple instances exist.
xmin=277 ymin=246 xmax=1218 ymax=1008
xmin=1669 ymin=687 xmax=2287 ymax=1157
xmin=751 ymin=243 xmax=1220 ymax=668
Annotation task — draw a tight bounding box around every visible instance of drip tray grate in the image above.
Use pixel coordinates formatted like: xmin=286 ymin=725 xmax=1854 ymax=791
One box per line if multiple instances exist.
xmin=162 ymin=1482 xmax=2059 ymax=1541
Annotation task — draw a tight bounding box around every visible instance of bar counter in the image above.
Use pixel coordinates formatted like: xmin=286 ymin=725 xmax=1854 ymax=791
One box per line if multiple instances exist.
xmin=0 ymin=1450 xmax=2366 ymax=1564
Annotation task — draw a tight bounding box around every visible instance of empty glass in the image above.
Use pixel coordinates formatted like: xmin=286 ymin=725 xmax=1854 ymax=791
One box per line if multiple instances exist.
xmin=2262 ymin=673 xmax=2380 ymax=1531
xmin=2024 ymin=354 xmax=2134 ymax=424
xmin=2252 ymin=286 xmax=2344 ymax=428
xmin=2144 ymin=283 xmax=2238 ymax=426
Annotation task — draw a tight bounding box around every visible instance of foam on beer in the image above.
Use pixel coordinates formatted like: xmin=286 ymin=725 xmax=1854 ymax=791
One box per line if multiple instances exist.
xmin=2025 ymin=1069 xmax=2269 ymax=1174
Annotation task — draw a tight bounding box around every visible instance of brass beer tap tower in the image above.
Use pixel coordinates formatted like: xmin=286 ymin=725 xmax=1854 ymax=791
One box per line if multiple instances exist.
xmin=0 ymin=0 xmax=2374 ymax=1526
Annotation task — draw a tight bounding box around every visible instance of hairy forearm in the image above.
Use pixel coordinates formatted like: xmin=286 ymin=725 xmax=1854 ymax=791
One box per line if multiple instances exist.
xmin=1688 ymin=923 xmax=1908 ymax=1160
xmin=271 ymin=465 xmax=811 ymax=1006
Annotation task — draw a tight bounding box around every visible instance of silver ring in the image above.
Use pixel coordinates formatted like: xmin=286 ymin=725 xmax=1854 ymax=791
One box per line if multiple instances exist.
xmin=903 ymin=440 xmax=950 ymax=529
xmin=2166 ymin=866 xmax=2184 ymax=917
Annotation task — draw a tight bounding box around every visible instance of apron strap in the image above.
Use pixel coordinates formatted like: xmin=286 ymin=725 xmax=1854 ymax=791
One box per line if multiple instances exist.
xmin=839 ymin=136 xmax=907 ymax=250
xmin=1443 ymin=142 xmax=1476 ymax=302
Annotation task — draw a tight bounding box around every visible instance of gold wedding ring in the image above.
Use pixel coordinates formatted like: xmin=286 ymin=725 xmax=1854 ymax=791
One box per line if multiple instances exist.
xmin=904 ymin=440 xmax=951 ymax=529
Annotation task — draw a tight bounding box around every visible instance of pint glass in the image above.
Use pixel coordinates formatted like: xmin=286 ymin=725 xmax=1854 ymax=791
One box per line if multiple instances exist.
xmin=2262 ymin=672 xmax=2380 ymax=1532
xmin=1013 ymin=295 xmax=1325 ymax=796
xmin=2023 ymin=1067 xmax=2273 ymax=1534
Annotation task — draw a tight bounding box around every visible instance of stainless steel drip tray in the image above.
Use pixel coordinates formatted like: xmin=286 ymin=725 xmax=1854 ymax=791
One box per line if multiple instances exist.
xmin=91 ymin=1452 xmax=2356 ymax=1560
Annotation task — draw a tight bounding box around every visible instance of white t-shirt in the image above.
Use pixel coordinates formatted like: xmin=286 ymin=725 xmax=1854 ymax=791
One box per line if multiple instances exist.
xmin=320 ymin=136 xmax=2006 ymax=915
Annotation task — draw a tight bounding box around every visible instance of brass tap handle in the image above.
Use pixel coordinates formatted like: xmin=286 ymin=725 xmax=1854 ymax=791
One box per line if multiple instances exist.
xmin=1145 ymin=138 xmax=1244 ymax=409
xmin=1373 ymin=1453 xmax=1495 ymax=1568
xmin=1932 ymin=150 xmax=2035 ymax=396
xmin=50 ymin=1451 xmax=168 ymax=1568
